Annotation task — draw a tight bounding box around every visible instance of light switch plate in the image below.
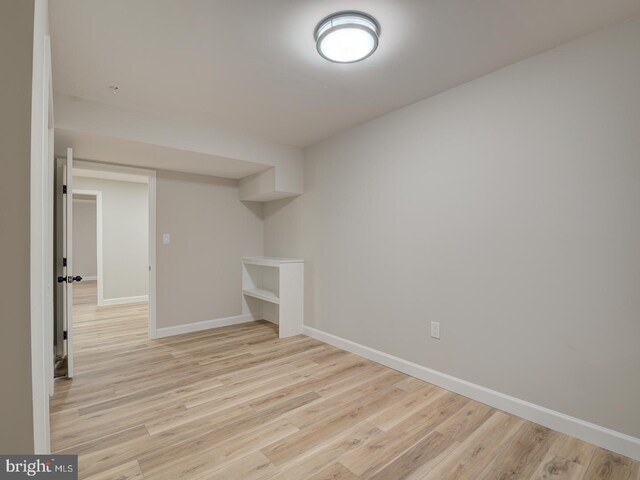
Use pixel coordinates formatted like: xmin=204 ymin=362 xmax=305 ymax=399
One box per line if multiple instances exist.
xmin=162 ymin=233 xmax=171 ymax=245
xmin=430 ymin=321 xmax=440 ymax=339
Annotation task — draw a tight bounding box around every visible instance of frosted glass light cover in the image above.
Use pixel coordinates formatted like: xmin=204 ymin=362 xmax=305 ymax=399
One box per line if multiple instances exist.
xmin=315 ymin=12 xmax=380 ymax=63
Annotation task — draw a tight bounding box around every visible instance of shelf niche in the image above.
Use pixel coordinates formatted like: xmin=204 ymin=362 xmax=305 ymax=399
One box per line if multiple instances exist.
xmin=242 ymin=257 xmax=304 ymax=338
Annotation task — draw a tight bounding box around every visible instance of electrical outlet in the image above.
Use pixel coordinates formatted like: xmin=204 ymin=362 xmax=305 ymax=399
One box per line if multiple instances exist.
xmin=430 ymin=321 xmax=440 ymax=339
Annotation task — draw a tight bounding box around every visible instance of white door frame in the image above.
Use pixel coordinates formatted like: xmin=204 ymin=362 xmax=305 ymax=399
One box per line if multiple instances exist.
xmin=72 ymin=189 xmax=103 ymax=296
xmin=30 ymin=22 xmax=53 ymax=452
xmin=72 ymin=160 xmax=158 ymax=338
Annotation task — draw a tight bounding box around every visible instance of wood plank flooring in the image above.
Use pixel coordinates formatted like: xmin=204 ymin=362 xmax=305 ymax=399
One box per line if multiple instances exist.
xmin=51 ymin=281 xmax=639 ymax=479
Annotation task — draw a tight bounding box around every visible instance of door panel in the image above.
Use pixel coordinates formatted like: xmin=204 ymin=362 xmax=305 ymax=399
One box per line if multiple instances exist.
xmin=53 ymin=148 xmax=75 ymax=378
xmin=54 ymin=159 xmax=64 ymax=363
xmin=65 ymin=148 xmax=74 ymax=378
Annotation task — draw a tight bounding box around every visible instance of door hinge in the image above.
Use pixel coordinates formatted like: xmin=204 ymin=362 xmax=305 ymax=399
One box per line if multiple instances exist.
xmin=63 ymin=330 xmax=68 ymax=340
xmin=63 ymin=185 xmax=67 ymax=194
xmin=63 ymin=257 xmax=67 ymax=267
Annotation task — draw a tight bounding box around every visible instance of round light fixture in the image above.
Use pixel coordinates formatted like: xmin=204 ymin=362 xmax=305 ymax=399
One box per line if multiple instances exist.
xmin=314 ymin=11 xmax=380 ymax=63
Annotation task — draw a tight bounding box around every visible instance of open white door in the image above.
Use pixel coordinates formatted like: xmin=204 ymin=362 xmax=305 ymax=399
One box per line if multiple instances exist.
xmin=54 ymin=148 xmax=78 ymax=378
xmin=65 ymin=148 xmax=75 ymax=377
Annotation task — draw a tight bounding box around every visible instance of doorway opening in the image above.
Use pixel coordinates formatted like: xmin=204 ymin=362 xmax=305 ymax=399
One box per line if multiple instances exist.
xmin=53 ymin=155 xmax=157 ymax=381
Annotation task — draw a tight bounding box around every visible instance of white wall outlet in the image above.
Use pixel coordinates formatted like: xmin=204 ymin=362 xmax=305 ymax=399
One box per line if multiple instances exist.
xmin=430 ymin=321 xmax=441 ymax=339
xmin=162 ymin=233 xmax=171 ymax=245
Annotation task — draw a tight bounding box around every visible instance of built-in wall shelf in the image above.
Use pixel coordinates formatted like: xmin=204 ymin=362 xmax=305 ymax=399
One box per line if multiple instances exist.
xmin=242 ymin=256 xmax=304 ymax=338
xmin=242 ymin=256 xmax=304 ymax=268
xmin=242 ymin=287 xmax=279 ymax=304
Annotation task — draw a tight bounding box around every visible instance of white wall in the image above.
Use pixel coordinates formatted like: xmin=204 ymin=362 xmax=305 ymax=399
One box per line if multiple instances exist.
xmin=74 ymin=177 xmax=149 ymax=301
xmin=72 ymin=198 xmax=97 ymax=278
xmin=265 ymin=18 xmax=640 ymax=441
xmin=156 ymin=171 xmax=263 ymax=329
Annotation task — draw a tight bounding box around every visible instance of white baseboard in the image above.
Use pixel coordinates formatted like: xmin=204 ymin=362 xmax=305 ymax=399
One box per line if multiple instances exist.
xmin=303 ymin=326 xmax=640 ymax=461
xmin=100 ymin=295 xmax=148 ymax=306
xmin=79 ymin=275 xmax=97 ymax=281
xmin=155 ymin=313 xmax=261 ymax=338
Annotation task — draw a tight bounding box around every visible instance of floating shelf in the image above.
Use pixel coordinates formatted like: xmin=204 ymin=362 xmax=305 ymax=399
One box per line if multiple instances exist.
xmin=242 ymin=287 xmax=279 ymax=304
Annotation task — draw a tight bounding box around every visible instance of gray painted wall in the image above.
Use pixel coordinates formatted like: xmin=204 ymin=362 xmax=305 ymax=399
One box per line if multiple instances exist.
xmin=74 ymin=177 xmax=149 ymax=300
xmin=0 ymin=0 xmax=36 ymax=453
xmin=156 ymin=171 xmax=263 ymax=329
xmin=265 ymin=18 xmax=640 ymax=438
xmin=72 ymin=198 xmax=97 ymax=278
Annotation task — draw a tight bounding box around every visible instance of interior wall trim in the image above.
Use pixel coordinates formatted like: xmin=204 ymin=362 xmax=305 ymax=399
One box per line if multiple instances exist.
xmin=155 ymin=313 xmax=262 ymax=338
xmin=100 ymin=295 xmax=149 ymax=306
xmin=303 ymin=325 xmax=640 ymax=461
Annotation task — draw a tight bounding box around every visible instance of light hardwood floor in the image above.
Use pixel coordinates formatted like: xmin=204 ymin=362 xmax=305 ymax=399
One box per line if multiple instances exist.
xmin=51 ymin=281 xmax=639 ymax=479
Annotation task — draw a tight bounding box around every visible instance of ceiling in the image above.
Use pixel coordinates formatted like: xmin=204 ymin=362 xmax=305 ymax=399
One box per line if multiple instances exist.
xmin=50 ymin=0 xmax=640 ymax=148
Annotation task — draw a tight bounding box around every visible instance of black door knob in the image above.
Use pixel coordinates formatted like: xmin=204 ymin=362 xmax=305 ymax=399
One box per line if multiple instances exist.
xmin=57 ymin=275 xmax=83 ymax=283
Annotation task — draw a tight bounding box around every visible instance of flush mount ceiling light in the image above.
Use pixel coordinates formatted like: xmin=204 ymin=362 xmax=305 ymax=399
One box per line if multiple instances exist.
xmin=314 ymin=11 xmax=380 ymax=63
